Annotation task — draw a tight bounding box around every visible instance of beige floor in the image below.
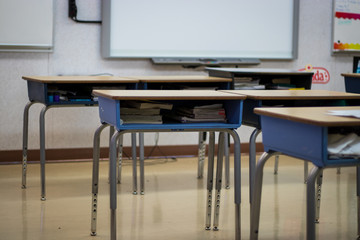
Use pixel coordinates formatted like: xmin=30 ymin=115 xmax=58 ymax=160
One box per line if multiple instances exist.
xmin=0 ymin=155 xmax=358 ymax=240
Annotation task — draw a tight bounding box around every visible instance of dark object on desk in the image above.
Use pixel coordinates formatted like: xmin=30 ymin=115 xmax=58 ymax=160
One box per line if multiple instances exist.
xmin=353 ymin=56 xmax=360 ymax=73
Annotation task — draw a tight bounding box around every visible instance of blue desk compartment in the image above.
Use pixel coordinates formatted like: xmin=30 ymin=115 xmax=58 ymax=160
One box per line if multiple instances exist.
xmin=27 ymin=81 xmax=98 ymax=106
xmin=97 ymin=97 xmax=243 ymax=131
xmin=260 ymin=116 xmax=360 ymax=167
xmin=27 ymin=81 xmax=47 ymax=103
xmin=242 ymin=99 xmax=262 ymax=128
xmin=345 ymin=77 xmax=360 ymax=94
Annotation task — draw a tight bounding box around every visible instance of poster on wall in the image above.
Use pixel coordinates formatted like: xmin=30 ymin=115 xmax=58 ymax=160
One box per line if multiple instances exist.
xmin=332 ymin=0 xmax=360 ymax=52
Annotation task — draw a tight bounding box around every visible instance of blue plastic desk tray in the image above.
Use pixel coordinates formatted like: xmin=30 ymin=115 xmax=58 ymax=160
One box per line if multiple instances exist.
xmin=97 ymin=96 xmax=243 ymax=131
xmin=260 ymin=115 xmax=360 ymax=167
xmin=345 ymin=76 xmax=360 ymax=94
xmin=27 ymin=80 xmax=137 ymax=106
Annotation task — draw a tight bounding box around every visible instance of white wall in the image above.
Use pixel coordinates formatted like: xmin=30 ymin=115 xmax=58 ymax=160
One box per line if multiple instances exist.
xmin=0 ymin=0 xmax=355 ymax=151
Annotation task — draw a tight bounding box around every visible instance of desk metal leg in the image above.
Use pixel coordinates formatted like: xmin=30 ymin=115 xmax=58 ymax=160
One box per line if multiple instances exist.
xmin=274 ymin=153 xmax=310 ymax=184
xmin=39 ymin=105 xmax=53 ymax=201
xmin=274 ymin=155 xmax=279 ymax=175
xmin=250 ymin=151 xmax=279 ymax=240
xmin=307 ymin=166 xmax=322 ymax=240
xmin=357 ymin=166 xmax=360 ymax=239
xmin=91 ymin=123 xmax=109 ymax=236
xmin=117 ymin=134 xmax=123 ymax=184
xmin=139 ymin=132 xmax=145 ymax=195
xmin=249 ymin=128 xmax=261 ymax=203
xmin=213 ymin=132 xmax=225 ymax=231
xmin=315 ymin=170 xmax=323 ymax=223
xmin=109 ymin=126 xmax=123 ymax=184
xmin=22 ymin=101 xmax=36 ymax=189
xmin=131 ymin=133 xmax=137 ymax=195
xmin=224 ymin=133 xmax=230 ymax=189
xmin=205 ymin=132 xmax=215 ymax=230
xmin=197 ymin=132 xmax=207 ymax=179
xmin=225 ymin=129 xmax=241 ymax=240
xmin=110 ymin=131 xmax=122 ymax=240
xmin=304 ymin=162 xmax=309 ymax=183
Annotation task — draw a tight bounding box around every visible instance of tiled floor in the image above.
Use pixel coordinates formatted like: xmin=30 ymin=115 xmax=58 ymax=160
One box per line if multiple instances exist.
xmin=0 ymin=155 xmax=357 ymax=240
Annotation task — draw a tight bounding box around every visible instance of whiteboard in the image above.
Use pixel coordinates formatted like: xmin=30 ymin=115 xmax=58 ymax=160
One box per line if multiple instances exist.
xmin=332 ymin=0 xmax=360 ymax=53
xmin=0 ymin=0 xmax=53 ymax=52
xmin=102 ymin=0 xmax=299 ymax=60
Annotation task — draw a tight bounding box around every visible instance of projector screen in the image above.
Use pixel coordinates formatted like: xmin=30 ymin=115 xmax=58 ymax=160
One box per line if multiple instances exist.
xmin=102 ymin=0 xmax=299 ymax=60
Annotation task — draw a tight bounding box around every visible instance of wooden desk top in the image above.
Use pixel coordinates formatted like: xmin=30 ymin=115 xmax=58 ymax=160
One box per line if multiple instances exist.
xmin=93 ymin=90 xmax=246 ymax=100
xmin=130 ymin=75 xmax=231 ymax=83
xmin=22 ymin=76 xmax=139 ymax=83
xmin=219 ymin=90 xmax=360 ymax=100
xmin=206 ymin=67 xmax=314 ymax=76
xmin=341 ymin=73 xmax=360 ymax=78
xmin=254 ymin=106 xmax=360 ymax=127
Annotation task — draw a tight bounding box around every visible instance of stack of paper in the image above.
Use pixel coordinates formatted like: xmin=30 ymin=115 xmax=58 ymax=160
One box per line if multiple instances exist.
xmin=328 ymin=133 xmax=360 ymax=158
xmin=166 ymin=103 xmax=227 ymax=123
xmin=233 ymin=77 xmax=264 ymax=90
xmin=120 ymin=100 xmax=173 ymax=124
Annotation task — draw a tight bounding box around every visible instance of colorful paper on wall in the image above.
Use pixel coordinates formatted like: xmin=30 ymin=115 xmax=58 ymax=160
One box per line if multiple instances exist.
xmin=333 ymin=0 xmax=360 ymax=52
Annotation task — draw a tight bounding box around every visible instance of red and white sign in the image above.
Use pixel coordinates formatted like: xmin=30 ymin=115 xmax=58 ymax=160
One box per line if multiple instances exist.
xmin=298 ymin=64 xmax=330 ymax=84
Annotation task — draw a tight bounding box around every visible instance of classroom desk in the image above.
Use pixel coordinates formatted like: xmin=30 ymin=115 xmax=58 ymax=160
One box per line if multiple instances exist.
xmin=250 ymin=106 xmax=360 ymax=240
xmin=90 ymin=90 xmax=245 ymax=240
xmin=219 ymin=89 xmax=360 ymax=203
xmin=206 ymin=67 xmax=314 ymax=90
xmin=22 ymin=76 xmax=139 ymax=200
xmin=133 ymin=75 xmax=233 ymax=192
xmin=342 ymin=73 xmax=360 ymax=94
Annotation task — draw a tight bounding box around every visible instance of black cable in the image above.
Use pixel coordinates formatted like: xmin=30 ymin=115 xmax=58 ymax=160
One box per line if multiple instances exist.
xmin=69 ymin=0 xmax=102 ymax=24
xmin=71 ymin=17 xmax=102 ymax=24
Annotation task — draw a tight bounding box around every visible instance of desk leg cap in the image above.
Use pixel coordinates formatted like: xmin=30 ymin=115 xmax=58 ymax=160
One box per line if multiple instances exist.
xmin=90 ymin=232 xmax=97 ymax=236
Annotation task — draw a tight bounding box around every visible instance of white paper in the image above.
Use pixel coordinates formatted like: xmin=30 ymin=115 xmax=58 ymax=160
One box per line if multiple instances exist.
xmin=327 ymin=110 xmax=360 ymax=119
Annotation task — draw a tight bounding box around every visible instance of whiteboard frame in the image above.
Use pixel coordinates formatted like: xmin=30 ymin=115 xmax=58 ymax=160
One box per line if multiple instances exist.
xmin=102 ymin=0 xmax=299 ymax=61
xmin=0 ymin=0 xmax=54 ymax=53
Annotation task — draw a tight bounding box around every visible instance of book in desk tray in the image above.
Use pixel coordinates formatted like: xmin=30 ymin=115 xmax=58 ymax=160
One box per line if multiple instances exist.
xmin=120 ymin=114 xmax=163 ymax=124
xmin=126 ymin=100 xmax=173 ymax=110
xmin=167 ymin=104 xmax=227 ymax=123
xmin=165 ymin=113 xmax=227 ymax=123
xmin=234 ymin=83 xmax=265 ymax=90
xmin=120 ymin=107 xmax=161 ymax=115
xmin=175 ymin=104 xmax=225 ymax=116
xmin=266 ymin=84 xmax=296 ymax=90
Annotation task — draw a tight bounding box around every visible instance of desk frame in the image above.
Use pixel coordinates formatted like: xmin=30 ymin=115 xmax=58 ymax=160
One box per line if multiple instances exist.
xmin=250 ymin=107 xmax=360 ymax=240
xmin=90 ymin=90 xmax=244 ymax=240
xmin=220 ymin=89 xmax=360 ymax=203
xmin=21 ymin=76 xmax=138 ymax=200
